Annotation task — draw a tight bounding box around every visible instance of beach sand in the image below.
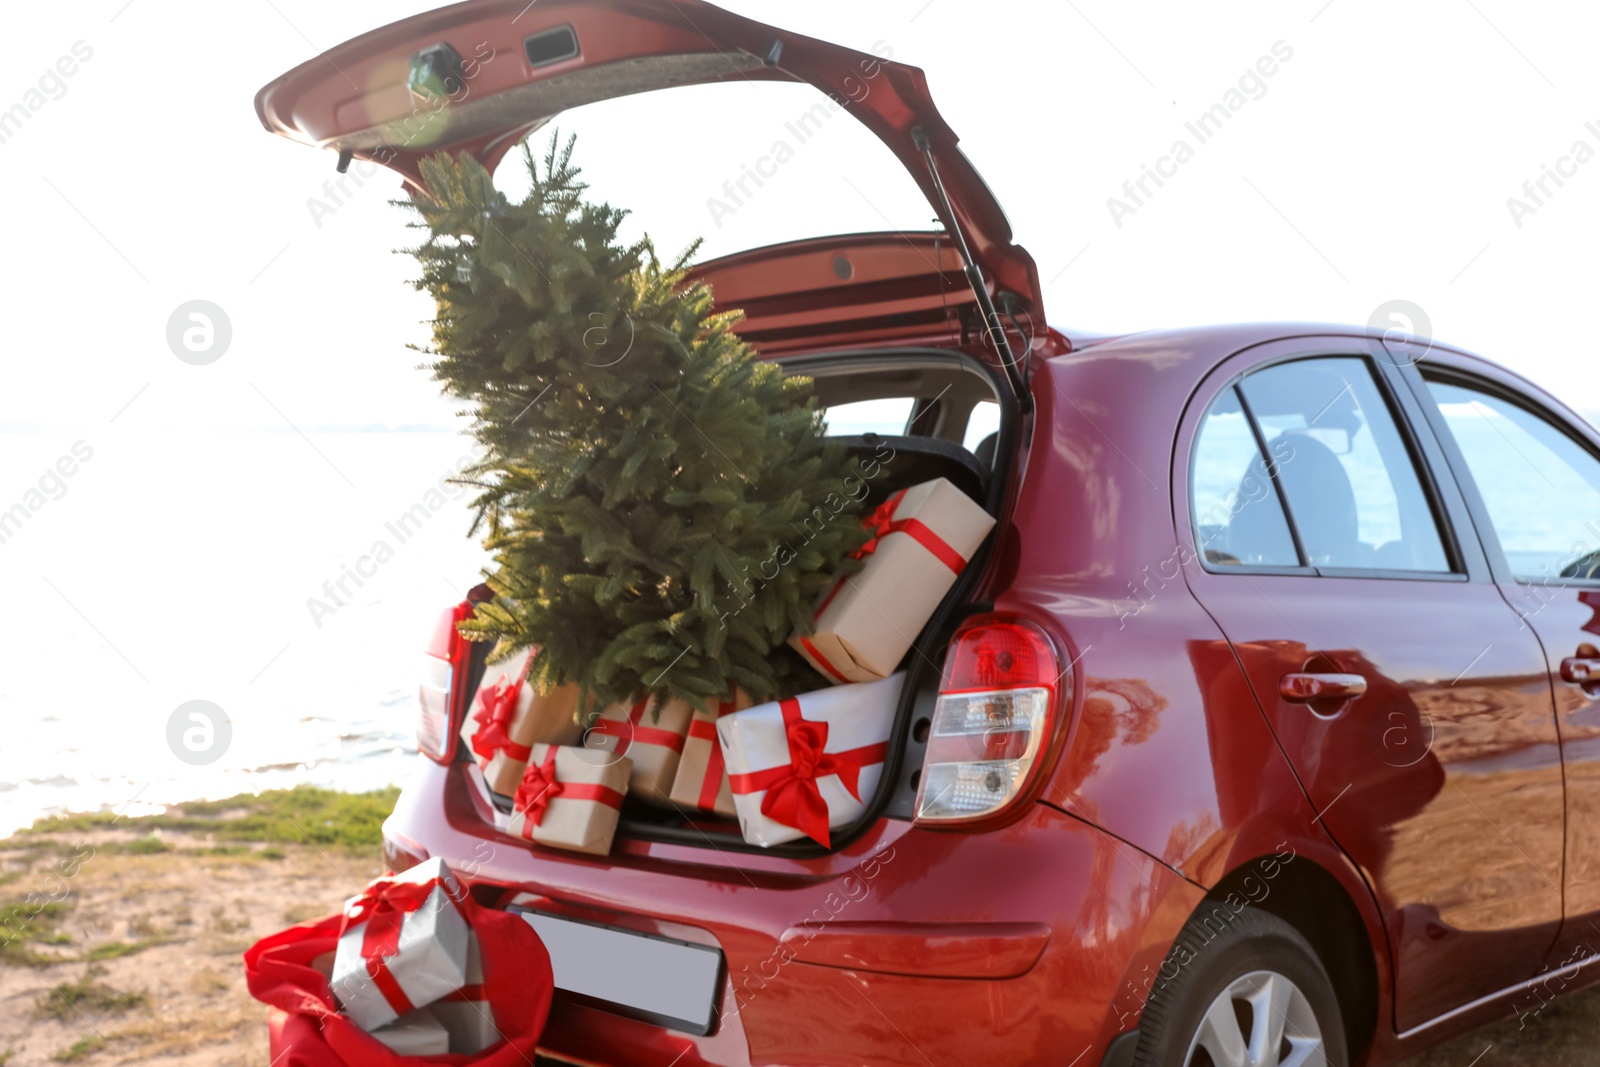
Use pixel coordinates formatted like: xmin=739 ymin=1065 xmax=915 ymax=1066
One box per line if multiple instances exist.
xmin=0 ymin=790 xmax=389 ymax=1066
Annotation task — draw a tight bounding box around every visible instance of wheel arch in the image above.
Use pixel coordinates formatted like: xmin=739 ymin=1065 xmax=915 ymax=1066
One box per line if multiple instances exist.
xmin=1199 ymin=850 xmax=1381 ymax=1064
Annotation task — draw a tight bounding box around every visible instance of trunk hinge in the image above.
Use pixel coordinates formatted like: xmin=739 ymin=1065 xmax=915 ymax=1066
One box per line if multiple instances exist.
xmin=911 ymin=127 xmax=1032 ymax=415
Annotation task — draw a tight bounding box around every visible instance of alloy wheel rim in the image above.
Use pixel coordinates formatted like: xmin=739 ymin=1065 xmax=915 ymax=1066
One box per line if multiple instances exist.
xmin=1183 ymin=969 xmax=1325 ymax=1067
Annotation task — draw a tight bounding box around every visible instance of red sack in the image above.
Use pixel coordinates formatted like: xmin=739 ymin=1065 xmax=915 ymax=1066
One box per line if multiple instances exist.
xmin=244 ymin=895 xmax=553 ymax=1065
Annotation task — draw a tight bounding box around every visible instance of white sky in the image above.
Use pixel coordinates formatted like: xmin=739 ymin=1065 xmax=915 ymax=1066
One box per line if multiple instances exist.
xmin=4 ymin=0 xmax=1599 ymax=432
xmin=5 ymin=1 xmax=1600 ymax=826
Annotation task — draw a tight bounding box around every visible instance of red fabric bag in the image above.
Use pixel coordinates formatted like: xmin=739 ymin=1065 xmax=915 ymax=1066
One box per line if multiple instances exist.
xmin=244 ymin=895 xmax=553 ymax=1065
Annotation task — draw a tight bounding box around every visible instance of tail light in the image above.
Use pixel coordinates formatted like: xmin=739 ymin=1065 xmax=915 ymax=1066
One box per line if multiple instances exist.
xmin=418 ymin=601 xmax=473 ymax=762
xmin=914 ymin=615 xmax=1069 ymax=827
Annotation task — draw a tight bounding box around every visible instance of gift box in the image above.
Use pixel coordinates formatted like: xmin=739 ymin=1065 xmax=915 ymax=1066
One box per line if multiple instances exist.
xmin=245 ymin=891 xmax=554 ymax=1067
xmin=431 ymin=933 xmax=500 ymax=1053
xmin=506 ymin=744 xmax=631 ymax=856
xmin=330 ymin=857 xmax=471 ymax=1031
xmin=370 ymin=1006 xmax=451 ymax=1055
xmin=718 ymin=673 xmax=904 ymax=847
xmin=582 ymin=694 xmax=692 ymax=804
xmin=668 ymin=689 xmax=753 ymax=818
xmin=464 ymin=648 xmax=585 ymax=795
xmin=791 ymin=478 xmax=994 ymax=684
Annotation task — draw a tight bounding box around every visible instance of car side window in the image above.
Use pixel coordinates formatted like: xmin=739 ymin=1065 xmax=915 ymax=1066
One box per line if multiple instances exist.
xmin=1191 ymin=386 xmax=1300 ymax=567
xmin=1191 ymin=357 xmax=1452 ymax=573
xmin=1239 ymin=358 xmax=1450 ymax=572
xmin=1425 ymin=380 xmax=1600 ymax=581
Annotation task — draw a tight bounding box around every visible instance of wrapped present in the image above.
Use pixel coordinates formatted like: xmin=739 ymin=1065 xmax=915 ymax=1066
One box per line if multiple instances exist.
xmin=330 ymin=857 xmax=470 ymax=1031
xmin=668 ymin=689 xmax=753 ymax=818
xmin=464 ymin=648 xmax=584 ymax=795
xmin=507 ymin=744 xmax=631 ymax=856
xmin=582 ymin=694 xmax=692 ymax=804
xmin=791 ymin=478 xmax=994 ymax=684
xmin=431 ymin=933 xmax=500 ymax=1053
xmin=718 ymin=673 xmax=904 ymax=847
xmin=370 ymin=1006 xmax=450 ymax=1055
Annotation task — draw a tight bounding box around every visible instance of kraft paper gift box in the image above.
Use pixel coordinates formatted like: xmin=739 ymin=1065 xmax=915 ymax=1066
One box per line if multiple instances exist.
xmin=331 ymin=857 xmax=470 ymax=1031
xmin=791 ymin=478 xmax=994 ymax=685
xmin=582 ymin=694 xmax=693 ymax=804
xmin=464 ymin=647 xmax=585 ymax=795
xmin=506 ymin=744 xmax=632 ymax=856
xmin=668 ymin=689 xmax=753 ymax=818
xmin=430 ymin=932 xmax=500 ymax=1053
xmin=718 ymin=673 xmax=904 ymax=848
xmin=370 ymin=1007 xmax=451 ymax=1056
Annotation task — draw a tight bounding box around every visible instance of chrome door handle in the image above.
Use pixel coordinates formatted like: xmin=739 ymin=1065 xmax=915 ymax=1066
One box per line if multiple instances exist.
xmin=1561 ymin=657 xmax=1600 ymax=684
xmin=1280 ymin=673 xmax=1367 ymax=704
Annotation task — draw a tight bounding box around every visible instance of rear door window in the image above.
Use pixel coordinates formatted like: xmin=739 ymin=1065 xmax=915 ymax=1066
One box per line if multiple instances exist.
xmin=1191 ymin=356 xmax=1452 ymax=574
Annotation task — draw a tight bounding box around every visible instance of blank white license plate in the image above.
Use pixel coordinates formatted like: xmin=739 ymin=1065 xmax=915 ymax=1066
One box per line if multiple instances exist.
xmin=513 ymin=909 xmax=724 ymax=1034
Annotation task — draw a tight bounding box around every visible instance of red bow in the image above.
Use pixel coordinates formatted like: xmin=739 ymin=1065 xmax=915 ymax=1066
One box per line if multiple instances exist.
xmin=340 ymin=875 xmax=459 ymax=1015
xmin=470 ymin=667 xmax=531 ymax=765
xmin=513 ymin=749 xmax=563 ymax=833
xmin=729 ymin=699 xmax=886 ymax=848
xmin=852 ymin=491 xmax=908 ymax=560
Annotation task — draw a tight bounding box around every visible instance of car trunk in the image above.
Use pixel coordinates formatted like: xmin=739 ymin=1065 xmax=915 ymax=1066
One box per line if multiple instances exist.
xmin=257 ymin=0 xmax=1057 ymax=856
xmin=444 ymin=260 xmax=1024 ymax=857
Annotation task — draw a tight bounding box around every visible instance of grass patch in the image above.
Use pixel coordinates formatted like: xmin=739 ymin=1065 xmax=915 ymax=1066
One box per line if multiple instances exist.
xmin=116 ymin=836 xmax=171 ymax=856
xmin=52 ymin=1036 xmax=106 ymax=1062
xmin=83 ymin=940 xmax=156 ymax=962
xmin=282 ymin=901 xmax=327 ymax=925
xmin=37 ymin=969 xmax=147 ymax=1020
xmin=20 ymin=786 xmax=399 ymax=850
xmin=1 ymin=899 xmax=75 ymax=966
xmin=259 ymin=847 xmax=287 ymax=860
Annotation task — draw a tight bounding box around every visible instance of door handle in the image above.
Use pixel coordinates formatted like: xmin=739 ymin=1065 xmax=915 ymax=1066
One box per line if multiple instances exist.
xmin=1280 ymin=673 xmax=1367 ymax=704
xmin=1561 ymin=657 xmax=1600 ymax=684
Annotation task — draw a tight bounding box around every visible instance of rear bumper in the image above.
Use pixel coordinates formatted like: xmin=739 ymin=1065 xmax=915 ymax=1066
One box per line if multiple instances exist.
xmin=383 ymin=756 xmax=1192 ymax=1067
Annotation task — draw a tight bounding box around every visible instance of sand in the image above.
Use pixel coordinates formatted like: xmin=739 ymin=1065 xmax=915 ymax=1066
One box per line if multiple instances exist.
xmin=0 ymin=821 xmax=374 ymax=1065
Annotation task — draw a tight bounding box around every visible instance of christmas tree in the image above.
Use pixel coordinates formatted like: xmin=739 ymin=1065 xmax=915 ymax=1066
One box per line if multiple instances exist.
xmin=403 ymin=136 xmax=869 ymax=710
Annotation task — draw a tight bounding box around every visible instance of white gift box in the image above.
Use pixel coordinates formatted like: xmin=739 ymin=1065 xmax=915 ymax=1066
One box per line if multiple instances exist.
xmin=331 ymin=857 xmax=471 ymax=1031
xmin=370 ymin=1006 xmax=451 ymax=1055
xmin=718 ymin=673 xmax=904 ymax=848
xmin=429 ymin=932 xmax=500 ymax=1053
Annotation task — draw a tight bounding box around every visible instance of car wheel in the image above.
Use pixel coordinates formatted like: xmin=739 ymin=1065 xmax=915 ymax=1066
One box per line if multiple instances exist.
xmin=1131 ymin=907 xmax=1347 ymax=1067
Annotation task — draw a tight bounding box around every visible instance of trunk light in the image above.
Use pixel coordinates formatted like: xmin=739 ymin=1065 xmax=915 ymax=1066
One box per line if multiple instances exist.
xmin=914 ymin=617 xmax=1065 ymax=825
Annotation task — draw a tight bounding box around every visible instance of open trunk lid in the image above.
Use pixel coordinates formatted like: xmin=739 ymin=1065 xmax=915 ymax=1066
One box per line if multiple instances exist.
xmin=253 ymin=0 xmax=1045 ymax=337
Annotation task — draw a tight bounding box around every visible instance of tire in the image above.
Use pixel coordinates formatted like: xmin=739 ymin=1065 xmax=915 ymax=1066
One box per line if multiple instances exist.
xmin=1131 ymin=906 xmax=1348 ymax=1067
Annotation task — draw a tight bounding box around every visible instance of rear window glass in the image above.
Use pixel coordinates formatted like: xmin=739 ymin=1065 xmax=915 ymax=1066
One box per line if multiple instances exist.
xmin=963 ymin=401 xmax=1000 ymax=452
xmin=823 ymin=398 xmax=913 ymax=436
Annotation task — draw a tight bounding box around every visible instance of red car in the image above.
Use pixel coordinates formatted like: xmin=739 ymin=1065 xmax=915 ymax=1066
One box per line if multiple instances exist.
xmin=258 ymin=4 xmax=1600 ymax=1065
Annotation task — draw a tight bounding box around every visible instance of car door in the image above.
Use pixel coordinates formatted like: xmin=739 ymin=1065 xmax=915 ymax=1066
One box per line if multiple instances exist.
xmin=1177 ymin=340 xmax=1563 ymax=1034
xmin=1403 ymin=354 xmax=1600 ymax=977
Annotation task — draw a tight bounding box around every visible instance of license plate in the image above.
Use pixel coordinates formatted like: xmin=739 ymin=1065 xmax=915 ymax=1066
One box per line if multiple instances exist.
xmin=512 ymin=908 xmax=724 ymax=1035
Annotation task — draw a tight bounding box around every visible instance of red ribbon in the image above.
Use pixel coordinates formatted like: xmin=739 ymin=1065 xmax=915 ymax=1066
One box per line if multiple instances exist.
xmin=469 ymin=656 xmax=534 ymax=765
xmin=688 ymin=696 xmax=740 ymax=811
xmin=340 ymin=874 xmax=464 ymax=1017
xmin=800 ymin=490 xmax=971 ymax=684
xmin=852 ymin=489 xmax=966 ymax=572
xmin=727 ymin=699 xmax=888 ymax=848
xmin=512 ymin=748 xmax=625 ymax=839
xmin=588 ymin=697 xmax=686 ymax=757
xmin=798 ymin=635 xmax=853 ymax=685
